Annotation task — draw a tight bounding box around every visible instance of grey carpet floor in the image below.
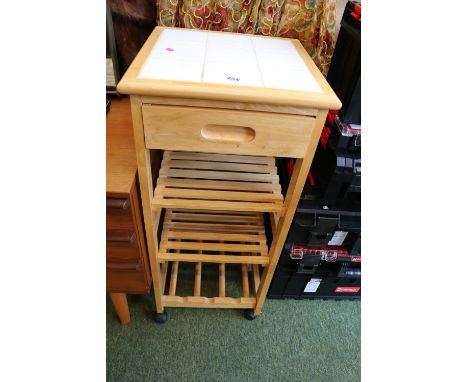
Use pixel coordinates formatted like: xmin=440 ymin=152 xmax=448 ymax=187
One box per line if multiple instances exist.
xmin=107 ymin=292 xmax=360 ymax=381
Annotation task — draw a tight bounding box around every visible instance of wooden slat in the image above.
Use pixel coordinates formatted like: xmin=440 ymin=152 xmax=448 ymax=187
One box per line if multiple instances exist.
xmin=165 ymin=151 xmax=276 ymax=165
xmin=161 ymin=262 xmax=168 ymax=293
xmin=241 ymin=264 xmax=250 ymax=298
xmin=166 ymin=213 xmax=264 ymax=223
xmin=194 ymin=262 xmax=202 ymax=297
xmin=269 ymin=212 xmax=279 ymax=235
xmin=155 ymin=188 xmax=283 ymax=203
xmin=162 ymin=230 xmax=266 ymax=243
xmin=158 ymin=253 xmax=269 ymax=265
xmin=167 ymin=211 xmax=264 ymax=223
xmin=164 ymin=219 xmax=265 ymax=231
xmin=162 ymin=241 xmax=265 ymax=254
xmin=162 ymin=221 xmax=265 ymax=233
xmin=159 ymin=167 xmax=279 ymax=183
xmin=252 ymin=264 xmax=260 ymax=292
xmin=169 ymin=261 xmax=179 ymax=296
xmin=162 ymin=295 xmax=256 ymax=308
xmin=153 ymin=197 xmax=283 ymax=213
xmin=219 ymin=263 xmax=225 ymax=297
xmin=171 ymin=209 xmax=259 ymax=216
xmin=158 ymin=178 xmax=282 ymax=193
xmin=162 ymin=159 xmax=277 ymax=174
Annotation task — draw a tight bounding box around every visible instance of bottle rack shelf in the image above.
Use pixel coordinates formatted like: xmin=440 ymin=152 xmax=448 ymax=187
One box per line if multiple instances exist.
xmin=162 ymin=262 xmax=261 ymax=309
xmin=157 ymin=209 xmax=266 ymax=308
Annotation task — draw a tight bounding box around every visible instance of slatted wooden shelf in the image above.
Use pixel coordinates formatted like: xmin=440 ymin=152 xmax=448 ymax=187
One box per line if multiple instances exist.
xmin=159 ymin=209 xmax=269 ymax=265
xmin=152 ymin=151 xmax=284 ymax=213
xmin=163 ymin=261 xmax=261 ymax=309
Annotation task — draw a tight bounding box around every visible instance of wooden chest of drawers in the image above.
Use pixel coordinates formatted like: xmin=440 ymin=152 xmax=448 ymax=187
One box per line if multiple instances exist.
xmin=106 ymin=184 xmax=150 ymax=294
xmin=107 ymin=97 xmax=151 ymax=324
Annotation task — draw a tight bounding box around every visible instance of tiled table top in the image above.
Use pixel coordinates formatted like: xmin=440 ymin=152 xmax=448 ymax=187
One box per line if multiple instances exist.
xmin=138 ymin=28 xmax=323 ymax=93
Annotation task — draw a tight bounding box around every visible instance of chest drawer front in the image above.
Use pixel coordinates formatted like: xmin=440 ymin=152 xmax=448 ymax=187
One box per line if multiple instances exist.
xmin=106 ymin=229 xmax=140 ymax=262
xmin=107 ymin=266 xmax=149 ymax=294
xmin=106 ymin=197 xmax=134 ymax=230
xmin=142 ymin=105 xmax=316 ymax=158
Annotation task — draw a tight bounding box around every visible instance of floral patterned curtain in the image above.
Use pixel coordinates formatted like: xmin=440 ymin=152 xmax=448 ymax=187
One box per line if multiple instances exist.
xmin=157 ymin=0 xmax=336 ymax=75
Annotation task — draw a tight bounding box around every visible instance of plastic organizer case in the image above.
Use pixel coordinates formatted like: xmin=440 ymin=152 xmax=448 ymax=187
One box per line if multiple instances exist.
xmin=268 ymin=244 xmax=361 ymax=300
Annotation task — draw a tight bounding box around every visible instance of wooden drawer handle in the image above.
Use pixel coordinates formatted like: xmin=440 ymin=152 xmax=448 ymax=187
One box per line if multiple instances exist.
xmin=107 ymin=230 xmax=136 ymax=244
xmin=106 ymin=197 xmax=130 ymax=210
xmin=201 ymin=124 xmax=255 ymax=143
xmin=107 ymin=261 xmax=141 ymax=271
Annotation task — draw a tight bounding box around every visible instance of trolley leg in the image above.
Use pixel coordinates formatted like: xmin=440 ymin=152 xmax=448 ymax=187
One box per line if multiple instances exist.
xmin=130 ymin=96 xmax=165 ymax=316
xmin=254 ymin=110 xmax=328 ymax=316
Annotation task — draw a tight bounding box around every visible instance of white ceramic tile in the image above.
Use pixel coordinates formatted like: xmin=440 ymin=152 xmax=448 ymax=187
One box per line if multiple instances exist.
xmin=207 ymin=32 xmax=252 ymax=48
xmin=138 ymin=58 xmax=203 ymax=82
xmin=206 ymin=43 xmax=254 ymax=56
xmin=149 ymin=41 xmax=205 ymax=62
xmin=251 ymin=36 xmax=297 ymax=53
xmin=156 ymin=28 xmax=207 ymax=45
xmin=203 ymin=62 xmax=263 ymax=87
xmin=205 ymin=46 xmax=257 ymax=65
xmin=262 ymin=67 xmax=323 ymax=93
xmin=206 ymin=33 xmax=254 ymax=64
xmin=256 ymin=49 xmax=309 ymax=70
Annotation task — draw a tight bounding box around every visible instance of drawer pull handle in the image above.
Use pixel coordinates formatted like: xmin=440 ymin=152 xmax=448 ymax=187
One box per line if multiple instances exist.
xmin=201 ymin=125 xmax=255 ymax=143
xmin=106 ymin=198 xmax=130 ymax=210
xmin=107 ymin=230 xmax=136 ymax=244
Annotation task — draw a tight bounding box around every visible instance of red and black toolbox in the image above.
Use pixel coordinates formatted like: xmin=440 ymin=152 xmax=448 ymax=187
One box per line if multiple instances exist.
xmin=268 ymin=206 xmax=361 ymax=300
xmin=268 ymin=245 xmax=361 ymax=300
xmin=277 ymin=207 xmax=361 ymax=268
xmin=324 ymin=111 xmax=361 ymax=152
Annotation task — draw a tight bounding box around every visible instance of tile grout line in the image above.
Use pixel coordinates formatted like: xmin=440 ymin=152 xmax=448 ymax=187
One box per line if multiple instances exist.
xmin=249 ymin=36 xmax=265 ymax=88
xmin=201 ymin=32 xmax=209 ymax=83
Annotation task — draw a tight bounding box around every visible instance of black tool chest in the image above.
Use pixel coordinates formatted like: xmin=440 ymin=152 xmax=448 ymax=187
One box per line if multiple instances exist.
xmin=268 ymin=208 xmax=361 ymax=300
xmin=271 ymin=145 xmax=361 ymax=300
xmin=269 ymin=2 xmax=362 ymax=300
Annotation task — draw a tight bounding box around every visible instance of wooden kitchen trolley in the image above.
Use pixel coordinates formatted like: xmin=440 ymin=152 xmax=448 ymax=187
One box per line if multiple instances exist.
xmin=117 ymin=27 xmax=341 ymax=322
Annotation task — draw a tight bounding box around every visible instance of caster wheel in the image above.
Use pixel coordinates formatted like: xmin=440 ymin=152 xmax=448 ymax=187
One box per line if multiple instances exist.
xmin=244 ymin=309 xmax=257 ymax=321
xmin=153 ymin=309 xmax=168 ymax=324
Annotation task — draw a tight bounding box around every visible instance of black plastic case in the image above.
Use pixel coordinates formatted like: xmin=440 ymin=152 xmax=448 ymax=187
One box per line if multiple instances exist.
xmin=327 ymin=1 xmax=361 ymax=125
xmin=277 ymin=207 xmax=361 ymax=268
xmin=268 ymin=260 xmax=361 ymax=300
xmin=278 ymin=139 xmax=361 ymax=211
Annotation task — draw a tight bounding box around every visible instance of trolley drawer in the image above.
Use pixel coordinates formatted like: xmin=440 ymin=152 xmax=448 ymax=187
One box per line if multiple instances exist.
xmin=141 ymin=104 xmax=316 ymax=158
